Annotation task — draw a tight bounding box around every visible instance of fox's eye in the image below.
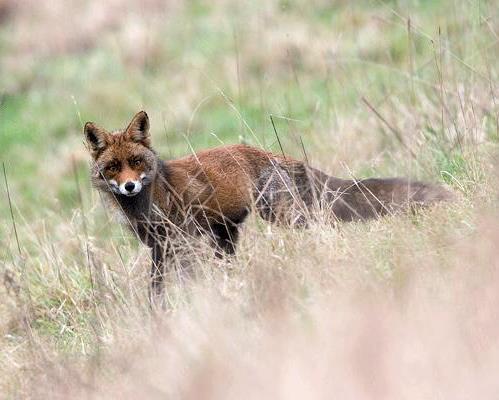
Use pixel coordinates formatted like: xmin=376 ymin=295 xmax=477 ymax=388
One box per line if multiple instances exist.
xmin=132 ymin=158 xmax=142 ymax=167
xmin=107 ymin=164 xmax=119 ymax=173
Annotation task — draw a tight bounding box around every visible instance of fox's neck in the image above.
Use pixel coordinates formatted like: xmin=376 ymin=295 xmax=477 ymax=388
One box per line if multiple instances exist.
xmin=114 ymin=185 xmax=153 ymax=222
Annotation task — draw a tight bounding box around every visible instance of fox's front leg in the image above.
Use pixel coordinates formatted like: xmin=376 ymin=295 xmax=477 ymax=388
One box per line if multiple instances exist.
xmin=149 ymin=240 xmax=170 ymax=307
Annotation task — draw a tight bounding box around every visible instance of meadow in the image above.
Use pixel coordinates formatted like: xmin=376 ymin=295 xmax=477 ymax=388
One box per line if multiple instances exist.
xmin=0 ymin=0 xmax=498 ymax=398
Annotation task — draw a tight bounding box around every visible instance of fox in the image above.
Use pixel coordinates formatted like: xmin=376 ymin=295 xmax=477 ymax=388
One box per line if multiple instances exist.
xmin=84 ymin=111 xmax=453 ymax=301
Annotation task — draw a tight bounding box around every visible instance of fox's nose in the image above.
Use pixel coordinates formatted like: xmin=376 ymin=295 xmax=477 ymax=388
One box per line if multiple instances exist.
xmin=124 ymin=182 xmax=135 ymax=192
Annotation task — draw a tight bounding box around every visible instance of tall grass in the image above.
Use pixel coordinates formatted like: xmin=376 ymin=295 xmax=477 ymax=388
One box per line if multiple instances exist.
xmin=0 ymin=0 xmax=498 ymax=398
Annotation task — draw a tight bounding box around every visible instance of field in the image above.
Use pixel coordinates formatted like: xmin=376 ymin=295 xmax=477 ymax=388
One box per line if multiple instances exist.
xmin=0 ymin=0 xmax=498 ymax=398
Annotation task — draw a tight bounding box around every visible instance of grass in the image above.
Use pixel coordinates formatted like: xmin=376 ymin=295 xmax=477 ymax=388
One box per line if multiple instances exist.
xmin=0 ymin=0 xmax=498 ymax=398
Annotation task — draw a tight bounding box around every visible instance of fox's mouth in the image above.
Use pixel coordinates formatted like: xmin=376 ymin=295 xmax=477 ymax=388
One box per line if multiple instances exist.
xmin=123 ymin=191 xmax=140 ymax=197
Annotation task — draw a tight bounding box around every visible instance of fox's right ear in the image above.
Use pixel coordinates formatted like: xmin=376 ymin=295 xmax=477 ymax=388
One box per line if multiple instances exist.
xmin=84 ymin=122 xmax=108 ymax=158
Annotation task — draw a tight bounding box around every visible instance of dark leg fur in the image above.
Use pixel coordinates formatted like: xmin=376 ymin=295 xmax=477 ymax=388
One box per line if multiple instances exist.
xmin=211 ymin=222 xmax=239 ymax=257
xmin=209 ymin=210 xmax=248 ymax=257
xmin=149 ymin=242 xmax=167 ymax=306
xmin=148 ymin=220 xmax=171 ymax=306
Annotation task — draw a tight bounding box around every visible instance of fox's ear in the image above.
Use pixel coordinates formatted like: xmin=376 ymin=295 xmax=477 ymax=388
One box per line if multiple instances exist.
xmin=84 ymin=122 xmax=109 ymax=158
xmin=125 ymin=111 xmax=150 ymax=147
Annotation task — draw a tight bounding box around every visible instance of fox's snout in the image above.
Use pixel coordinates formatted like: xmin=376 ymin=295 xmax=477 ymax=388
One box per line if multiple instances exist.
xmin=124 ymin=181 xmax=137 ymax=193
xmin=109 ymin=173 xmax=146 ymax=197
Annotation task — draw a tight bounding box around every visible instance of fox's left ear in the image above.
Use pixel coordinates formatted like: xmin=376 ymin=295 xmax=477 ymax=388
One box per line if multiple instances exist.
xmin=84 ymin=122 xmax=109 ymax=158
xmin=125 ymin=111 xmax=150 ymax=147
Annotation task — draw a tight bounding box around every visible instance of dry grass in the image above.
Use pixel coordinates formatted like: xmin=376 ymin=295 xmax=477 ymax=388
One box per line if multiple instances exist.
xmin=1 ymin=0 xmax=498 ymax=398
xmin=5 ymin=201 xmax=499 ymax=399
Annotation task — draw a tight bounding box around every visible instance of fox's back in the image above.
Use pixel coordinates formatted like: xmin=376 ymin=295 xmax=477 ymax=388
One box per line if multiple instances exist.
xmin=161 ymin=144 xmax=277 ymax=218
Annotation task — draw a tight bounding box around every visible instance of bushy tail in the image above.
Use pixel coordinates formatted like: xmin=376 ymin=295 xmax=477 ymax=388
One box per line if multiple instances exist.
xmin=255 ymin=160 xmax=454 ymax=224
xmin=321 ymin=175 xmax=454 ymax=221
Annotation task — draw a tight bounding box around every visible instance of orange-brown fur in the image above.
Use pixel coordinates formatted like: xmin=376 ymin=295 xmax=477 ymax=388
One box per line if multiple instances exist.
xmin=157 ymin=145 xmax=271 ymax=219
xmin=84 ymin=111 xmax=453 ymax=303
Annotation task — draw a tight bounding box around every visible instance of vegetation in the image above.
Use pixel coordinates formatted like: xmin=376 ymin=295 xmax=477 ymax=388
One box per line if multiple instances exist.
xmin=0 ymin=0 xmax=497 ymax=397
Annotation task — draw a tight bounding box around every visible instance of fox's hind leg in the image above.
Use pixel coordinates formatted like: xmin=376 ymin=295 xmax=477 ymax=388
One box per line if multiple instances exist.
xmin=209 ymin=210 xmax=248 ymax=258
xmin=211 ymin=221 xmax=239 ymax=257
xmin=254 ymin=163 xmax=308 ymax=227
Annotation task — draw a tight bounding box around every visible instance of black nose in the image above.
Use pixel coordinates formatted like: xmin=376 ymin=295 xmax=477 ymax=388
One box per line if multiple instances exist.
xmin=124 ymin=182 xmax=135 ymax=192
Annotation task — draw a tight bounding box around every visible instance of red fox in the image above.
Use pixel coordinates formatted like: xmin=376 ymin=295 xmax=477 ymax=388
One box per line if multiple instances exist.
xmin=84 ymin=111 xmax=453 ymax=300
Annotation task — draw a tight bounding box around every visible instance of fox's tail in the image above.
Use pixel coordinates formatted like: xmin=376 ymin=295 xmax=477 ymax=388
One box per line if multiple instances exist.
xmin=255 ymin=160 xmax=454 ymax=224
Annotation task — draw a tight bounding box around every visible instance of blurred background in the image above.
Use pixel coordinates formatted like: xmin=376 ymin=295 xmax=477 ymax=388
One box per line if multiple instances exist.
xmin=0 ymin=1 xmax=498 ymax=397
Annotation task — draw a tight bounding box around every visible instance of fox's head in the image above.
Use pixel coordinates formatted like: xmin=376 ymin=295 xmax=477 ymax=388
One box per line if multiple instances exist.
xmin=84 ymin=111 xmax=158 ymax=197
